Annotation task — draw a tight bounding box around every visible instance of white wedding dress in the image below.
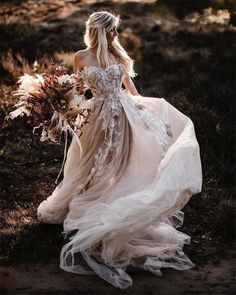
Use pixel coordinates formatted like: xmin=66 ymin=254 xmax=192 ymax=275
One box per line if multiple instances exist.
xmin=37 ymin=63 xmax=202 ymax=289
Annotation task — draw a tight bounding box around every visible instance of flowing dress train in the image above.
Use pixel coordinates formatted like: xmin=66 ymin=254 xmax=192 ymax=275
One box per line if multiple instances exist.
xmin=37 ymin=63 xmax=202 ymax=289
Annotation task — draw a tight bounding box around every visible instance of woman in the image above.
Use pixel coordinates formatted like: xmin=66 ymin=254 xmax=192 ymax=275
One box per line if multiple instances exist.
xmin=37 ymin=11 xmax=202 ymax=289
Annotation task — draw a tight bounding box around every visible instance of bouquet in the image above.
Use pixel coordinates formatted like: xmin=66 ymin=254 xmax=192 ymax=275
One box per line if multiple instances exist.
xmin=8 ymin=63 xmax=92 ymax=143
xmin=8 ymin=62 xmax=92 ymax=183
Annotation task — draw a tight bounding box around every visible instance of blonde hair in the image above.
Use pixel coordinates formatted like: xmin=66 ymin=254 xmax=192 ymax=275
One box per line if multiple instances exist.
xmin=84 ymin=11 xmax=137 ymax=78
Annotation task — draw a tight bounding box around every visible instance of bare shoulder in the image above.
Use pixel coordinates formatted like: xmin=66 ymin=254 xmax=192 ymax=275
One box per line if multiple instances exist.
xmin=74 ymin=49 xmax=87 ymax=58
xmin=74 ymin=49 xmax=88 ymax=71
xmin=74 ymin=49 xmax=86 ymax=63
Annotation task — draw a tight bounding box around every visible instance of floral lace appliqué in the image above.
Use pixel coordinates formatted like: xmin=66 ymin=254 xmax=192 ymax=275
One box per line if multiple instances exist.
xmin=75 ymin=64 xmax=125 ymax=191
xmin=132 ymin=101 xmax=173 ymax=156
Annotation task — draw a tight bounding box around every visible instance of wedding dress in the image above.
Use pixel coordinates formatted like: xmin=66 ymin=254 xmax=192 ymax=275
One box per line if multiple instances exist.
xmin=37 ymin=63 xmax=202 ymax=289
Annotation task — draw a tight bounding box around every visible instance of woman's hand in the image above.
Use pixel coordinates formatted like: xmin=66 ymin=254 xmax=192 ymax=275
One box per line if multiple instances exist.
xmin=64 ymin=106 xmax=84 ymax=118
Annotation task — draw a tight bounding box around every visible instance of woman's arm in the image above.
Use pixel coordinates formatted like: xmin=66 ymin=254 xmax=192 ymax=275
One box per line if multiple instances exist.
xmin=122 ymin=74 xmax=141 ymax=96
xmin=73 ymin=51 xmax=84 ymax=73
xmin=64 ymin=52 xmax=87 ymax=118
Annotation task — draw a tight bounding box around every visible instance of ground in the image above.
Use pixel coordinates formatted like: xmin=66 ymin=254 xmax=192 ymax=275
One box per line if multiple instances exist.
xmin=0 ymin=259 xmax=234 ymax=294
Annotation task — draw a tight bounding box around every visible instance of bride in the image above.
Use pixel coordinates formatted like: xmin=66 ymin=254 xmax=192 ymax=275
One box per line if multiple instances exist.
xmin=37 ymin=11 xmax=202 ymax=289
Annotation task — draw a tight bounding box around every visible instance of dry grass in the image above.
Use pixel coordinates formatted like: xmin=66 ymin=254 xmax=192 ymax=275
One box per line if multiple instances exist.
xmin=0 ymin=0 xmax=235 ymax=266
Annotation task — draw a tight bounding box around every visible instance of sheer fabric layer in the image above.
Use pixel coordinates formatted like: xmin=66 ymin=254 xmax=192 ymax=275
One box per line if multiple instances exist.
xmin=37 ymin=63 xmax=202 ymax=289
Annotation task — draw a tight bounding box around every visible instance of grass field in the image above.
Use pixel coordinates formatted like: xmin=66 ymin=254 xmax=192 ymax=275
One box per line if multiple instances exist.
xmin=0 ymin=0 xmax=235 ymax=293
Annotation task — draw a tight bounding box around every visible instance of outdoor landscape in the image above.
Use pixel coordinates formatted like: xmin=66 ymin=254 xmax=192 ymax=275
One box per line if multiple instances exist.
xmin=0 ymin=0 xmax=235 ymax=294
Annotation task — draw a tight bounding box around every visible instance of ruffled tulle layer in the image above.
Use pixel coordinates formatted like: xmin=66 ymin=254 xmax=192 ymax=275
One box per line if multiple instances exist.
xmin=37 ymin=91 xmax=202 ymax=289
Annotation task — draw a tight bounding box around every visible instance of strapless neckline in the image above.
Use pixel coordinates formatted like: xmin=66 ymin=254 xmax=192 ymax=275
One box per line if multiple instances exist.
xmin=79 ymin=63 xmax=124 ymax=74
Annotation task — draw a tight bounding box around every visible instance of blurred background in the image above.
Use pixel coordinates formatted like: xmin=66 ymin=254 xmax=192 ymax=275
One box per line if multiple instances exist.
xmin=0 ymin=0 xmax=235 ymax=293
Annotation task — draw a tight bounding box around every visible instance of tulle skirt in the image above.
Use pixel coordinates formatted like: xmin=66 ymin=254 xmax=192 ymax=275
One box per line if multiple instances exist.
xmin=37 ymin=89 xmax=202 ymax=289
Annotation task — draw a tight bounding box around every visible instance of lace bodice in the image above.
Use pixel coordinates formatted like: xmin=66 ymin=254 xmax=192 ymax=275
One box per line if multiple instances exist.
xmin=78 ymin=63 xmax=126 ymax=99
